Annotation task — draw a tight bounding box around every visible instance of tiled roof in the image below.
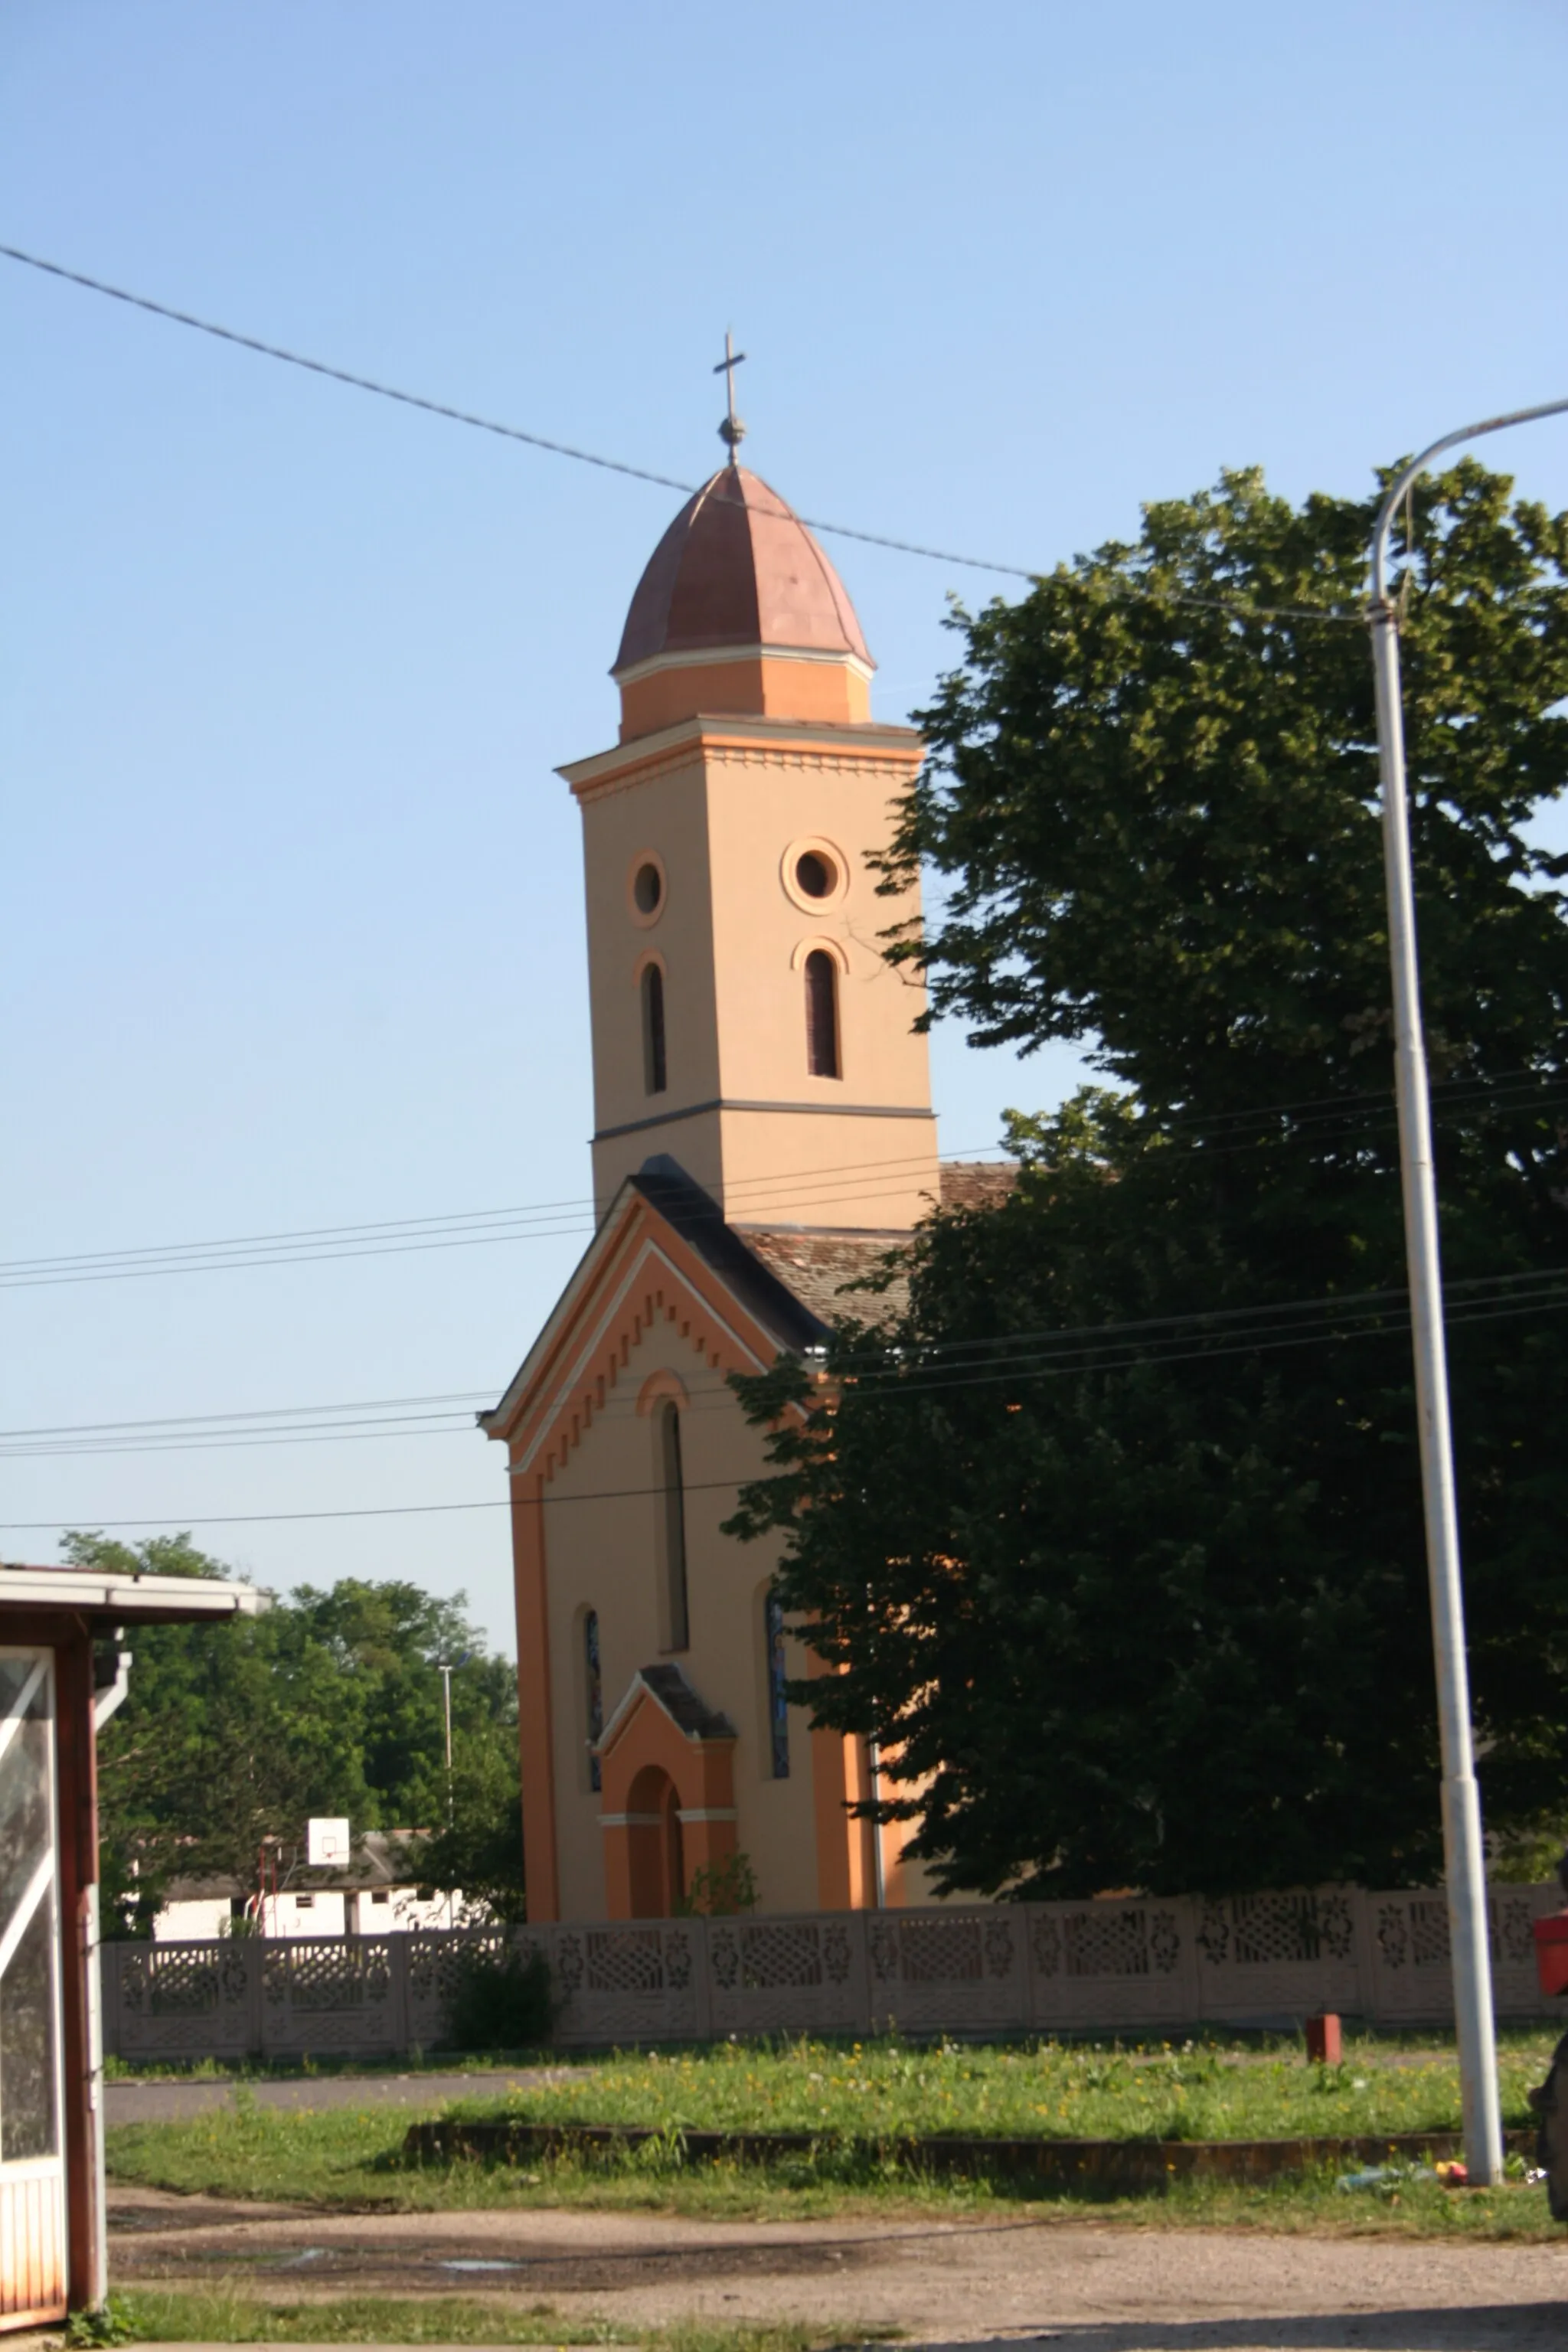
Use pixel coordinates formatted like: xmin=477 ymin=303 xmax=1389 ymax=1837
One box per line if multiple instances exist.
xmin=734 ymin=1164 xmax=1017 ymax=1332
xmin=939 ymin=1159 xmax=1019 ymax=1215
xmin=736 ymin=1226 xmax=910 ymax=1328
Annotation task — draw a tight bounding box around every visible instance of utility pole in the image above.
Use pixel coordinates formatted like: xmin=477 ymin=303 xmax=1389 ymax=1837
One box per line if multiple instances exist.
xmin=1367 ymin=392 xmax=1568 ymax=2185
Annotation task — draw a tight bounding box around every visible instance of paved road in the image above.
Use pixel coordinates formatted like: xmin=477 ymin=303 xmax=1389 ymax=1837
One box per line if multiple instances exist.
xmin=104 ymin=2068 xmax=567 ymax=2123
xmin=109 ymin=2187 xmax=1568 ymax=2348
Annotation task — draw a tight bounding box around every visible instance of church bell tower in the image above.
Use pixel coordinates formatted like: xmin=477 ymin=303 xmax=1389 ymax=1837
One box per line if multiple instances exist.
xmin=558 ymin=433 xmax=938 ymax=1235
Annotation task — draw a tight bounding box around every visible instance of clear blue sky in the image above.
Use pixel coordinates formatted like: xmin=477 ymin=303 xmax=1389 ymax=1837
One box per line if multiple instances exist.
xmin=4 ymin=0 xmax=1566 ymax=1653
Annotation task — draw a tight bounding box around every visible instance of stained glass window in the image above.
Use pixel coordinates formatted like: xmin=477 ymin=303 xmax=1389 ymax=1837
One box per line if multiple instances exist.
xmin=766 ymin=1593 xmax=789 ymax=1779
xmin=661 ymin=1405 xmax=690 ymax=1651
xmin=584 ymin=1609 xmax=602 ymax=1793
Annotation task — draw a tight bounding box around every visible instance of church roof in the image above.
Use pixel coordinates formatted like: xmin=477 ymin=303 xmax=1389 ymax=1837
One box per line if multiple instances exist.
xmin=479 ymin=1159 xmax=1018 ymax=1472
xmin=613 ymin=466 xmax=872 ymax=675
xmin=737 ymin=1167 xmax=1016 ymax=1330
xmin=739 ymin=1225 xmax=911 ymax=1328
xmin=629 ymin=1158 xmax=837 ymax=1354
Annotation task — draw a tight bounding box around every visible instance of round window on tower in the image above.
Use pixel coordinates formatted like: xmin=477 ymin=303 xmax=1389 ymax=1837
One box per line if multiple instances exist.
xmin=782 ymin=837 xmax=848 ymax=913
xmin=627 ymin=851 xmax=667 ymax=927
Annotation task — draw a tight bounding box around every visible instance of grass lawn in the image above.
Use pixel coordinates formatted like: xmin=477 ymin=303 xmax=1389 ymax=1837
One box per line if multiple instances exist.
xmin=103 ymin=2030 xmax=1563 ymax=2239
xmin=83 ymin=2295 xmax=886 ymax=2350
xmin=435 ymin=2030 xmax=1561 ymax=2143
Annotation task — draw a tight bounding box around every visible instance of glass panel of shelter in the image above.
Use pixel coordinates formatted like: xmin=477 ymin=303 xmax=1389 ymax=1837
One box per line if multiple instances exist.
xmin=0 ymin=1649 xmax=64 ymax=2170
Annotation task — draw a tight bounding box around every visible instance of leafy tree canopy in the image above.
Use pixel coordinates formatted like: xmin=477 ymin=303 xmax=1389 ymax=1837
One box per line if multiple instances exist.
xmin=730 ymin=462 xmax=1568 ymax=1901
xmin=69 ymin=1531 xmax=519 ymax=1929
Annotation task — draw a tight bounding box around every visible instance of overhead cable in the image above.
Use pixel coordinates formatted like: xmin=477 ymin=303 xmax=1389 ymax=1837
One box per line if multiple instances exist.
xmin=0 ymin=242 xmax=1361 ymax=623
xmin=2 ymin=1269 xmax=1563 ymax=1478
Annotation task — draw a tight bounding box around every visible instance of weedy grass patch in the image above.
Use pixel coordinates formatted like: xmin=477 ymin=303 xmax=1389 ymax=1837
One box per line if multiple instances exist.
xmin=439 ymin=2029 xmax=1561 ymax=2145
xmin=103 ymin=2032 xmax=1564 ymax=2236
xmin=70 ymin=2293 xmax=895 ymax=2349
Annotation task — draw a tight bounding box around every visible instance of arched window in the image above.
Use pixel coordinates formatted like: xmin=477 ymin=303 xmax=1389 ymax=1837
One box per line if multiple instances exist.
xmin=583 ymin=1609 xmax=603 ymax=1792
xmin=658 ymin=1401 xmax=689 ymax=1651
xmin=805 ymin=949 xmax=839 ymax=1079
xmin=766 ymin=1592 xmax=790 ymax=1779
xmin=641 ymin=963 xmax=667 ymax=1095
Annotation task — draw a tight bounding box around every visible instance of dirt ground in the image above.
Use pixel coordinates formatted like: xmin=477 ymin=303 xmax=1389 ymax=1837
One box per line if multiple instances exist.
xmin=109 ymin=2184 xmax=1568 ymax=2350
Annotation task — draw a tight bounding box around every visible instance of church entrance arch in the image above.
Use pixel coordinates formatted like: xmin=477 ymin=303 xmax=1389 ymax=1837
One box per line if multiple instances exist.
xmin=624 ymin=1765 xmax=684 ymax=1918
xmin=596 ymin=1665 xmax=737 ymax=1920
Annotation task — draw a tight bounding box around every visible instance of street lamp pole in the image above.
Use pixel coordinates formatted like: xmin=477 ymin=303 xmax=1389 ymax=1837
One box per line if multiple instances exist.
xmin=436 ymin=1661 xmax=454 ymax=1820
xmin=1368 ymin=394 xmax=1568 ymax=2185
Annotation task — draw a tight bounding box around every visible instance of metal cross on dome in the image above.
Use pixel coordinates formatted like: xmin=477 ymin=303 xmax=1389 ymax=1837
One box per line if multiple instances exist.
xmin=714 ymin=329 xmax=746 ymax=462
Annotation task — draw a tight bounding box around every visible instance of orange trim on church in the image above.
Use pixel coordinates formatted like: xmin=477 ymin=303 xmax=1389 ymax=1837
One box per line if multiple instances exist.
xmin=509 ymin=1467 xmax=558 ymax=1922
xmin=486 ymin=1182 xmax=807 ymax=1922
xmin=596 ymin=1679 xmax=737 ymax=1918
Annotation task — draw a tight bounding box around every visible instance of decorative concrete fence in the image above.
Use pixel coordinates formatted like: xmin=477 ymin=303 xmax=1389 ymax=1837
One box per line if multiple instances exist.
xmin=101 ymin=1883 xmax=1567 ymax=2064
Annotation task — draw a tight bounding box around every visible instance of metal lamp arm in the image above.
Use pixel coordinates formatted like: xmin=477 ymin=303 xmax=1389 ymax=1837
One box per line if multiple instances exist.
xmin=1370 ymin=396 xmax=1568 ymax=609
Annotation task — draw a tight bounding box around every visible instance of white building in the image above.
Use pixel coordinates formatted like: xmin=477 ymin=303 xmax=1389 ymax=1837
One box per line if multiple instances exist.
xmin=152 ymin=1831 xmax=462 ymax=1939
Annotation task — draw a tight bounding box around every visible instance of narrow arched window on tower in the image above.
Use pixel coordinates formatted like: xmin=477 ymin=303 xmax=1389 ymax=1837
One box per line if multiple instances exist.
xmin=583 ymin=1609 xmax=603 ymax=1792
xmin=658 ymin=1401 xmax=690 ymax=1651
xmin=641 ymin=964 xmax=667 ymax=1095
xmin=805 ymin=950 xmax=839 ymax=1079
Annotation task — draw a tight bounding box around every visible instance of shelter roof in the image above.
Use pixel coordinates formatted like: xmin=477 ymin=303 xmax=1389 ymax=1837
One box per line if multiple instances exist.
xmin=0 ymin=1563 xmax=270 ymax=1625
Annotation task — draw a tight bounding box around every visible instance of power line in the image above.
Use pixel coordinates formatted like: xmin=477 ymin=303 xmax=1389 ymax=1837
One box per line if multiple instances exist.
xmin=0 ymin=242 xmax=1364 ymax=625
xmin=0 ymin=1142 xmax=1006 ymax=1292
xmin=0 ymin=242 xmax=1034 ymax=583
xmin=7 ymin=1064 xmax=1564 ymax=1294
xmin=0 ymin=1387 xmax=496 ymax=1440
xmin=4 ymin=1270 xmax=1564 ymax=1485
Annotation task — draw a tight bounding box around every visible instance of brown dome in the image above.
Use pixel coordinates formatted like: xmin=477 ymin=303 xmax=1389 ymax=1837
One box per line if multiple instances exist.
xmin=614 ymin=466 xmax=872 ymax=675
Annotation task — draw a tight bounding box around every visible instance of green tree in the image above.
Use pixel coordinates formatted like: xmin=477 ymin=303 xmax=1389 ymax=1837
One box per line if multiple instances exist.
xmin=409 ymin=1731 xmax=527 ymax=1922
xmin=71 ymin=1533 xmax=520 ymax=1927
xmin=729 ymin=462 xmax=1568 ymax=1900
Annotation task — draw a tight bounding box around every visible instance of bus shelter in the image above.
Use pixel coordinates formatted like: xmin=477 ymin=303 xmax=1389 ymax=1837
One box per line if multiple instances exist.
xmin=1 ymin=1562 xmax=266 ymax=2327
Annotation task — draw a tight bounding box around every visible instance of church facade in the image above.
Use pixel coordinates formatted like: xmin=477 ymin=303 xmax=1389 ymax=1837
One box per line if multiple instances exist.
xmin=483 ymin=460 xmax=985 ymax=1919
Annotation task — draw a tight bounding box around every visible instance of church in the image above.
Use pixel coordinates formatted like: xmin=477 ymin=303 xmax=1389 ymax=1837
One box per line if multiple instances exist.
xmin=482 ymin=410 xmax=995 ymax=1922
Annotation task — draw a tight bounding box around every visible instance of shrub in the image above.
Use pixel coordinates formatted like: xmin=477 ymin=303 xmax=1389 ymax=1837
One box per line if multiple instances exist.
xmin=446 ymin=1942 xmax=554 ymax=2050
xmin=677 ymin=1851 xmax=760 ymax=1916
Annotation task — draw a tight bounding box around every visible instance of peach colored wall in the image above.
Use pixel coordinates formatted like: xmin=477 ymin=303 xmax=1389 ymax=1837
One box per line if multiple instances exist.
xmin=570 ymin=717 xmax=939 ymax=1228
xmin=577 ymin=746 xmax=721 ymax=1168
xmin=619 ymin=655 xmax=871 ymax=740
xmin=538 ymin=1309 xmax=823 ymax=1922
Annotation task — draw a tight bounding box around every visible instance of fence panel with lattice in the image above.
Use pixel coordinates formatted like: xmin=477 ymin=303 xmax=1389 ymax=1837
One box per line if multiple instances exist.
xmin=704 ymin=1915 xmax=869 ymax=2037
xmin=259 ymin=1936 xmax=405 ymax=2057
xmin=100 ymin=1882 xmax=1568 ymax=2061
xmin=1023 ymin=1897 xmax=1204 ymax=2031
xmin=866 ymin=1910 xmax=1031 ymax=2034
xmin=105 ymin=1939 xmax=261 ymax=2060
xmin=1364 ymin=1885 xmax=1561 ymax=2024
xmin=550 ymin=1922 xmax=707 ymax=2046
xmin=1182 ymin=1890 xmax=1366 ymax=2025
